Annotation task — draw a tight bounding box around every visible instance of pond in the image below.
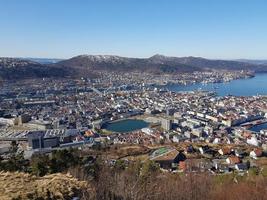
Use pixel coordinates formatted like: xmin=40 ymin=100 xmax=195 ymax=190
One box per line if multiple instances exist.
xmin=102 ymin=119 xmax=149 ymax=133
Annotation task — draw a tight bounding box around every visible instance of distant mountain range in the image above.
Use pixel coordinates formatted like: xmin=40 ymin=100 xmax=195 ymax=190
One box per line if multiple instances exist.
xmin=235 ymin=59 xmax=267 ymax=65
xmin=1 ymin=55 xmax=267 ymax=80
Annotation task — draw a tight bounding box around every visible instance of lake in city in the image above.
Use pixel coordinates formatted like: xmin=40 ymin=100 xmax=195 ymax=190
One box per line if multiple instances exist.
xmin=102 ymin=119 xmax=149 ymax=133
xmin=166 ymin=73 xmax=267 ymax=96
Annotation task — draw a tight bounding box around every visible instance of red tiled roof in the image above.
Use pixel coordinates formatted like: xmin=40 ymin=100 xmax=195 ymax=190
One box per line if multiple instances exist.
xmin=228 ymin=156 xmax=241 ymax=164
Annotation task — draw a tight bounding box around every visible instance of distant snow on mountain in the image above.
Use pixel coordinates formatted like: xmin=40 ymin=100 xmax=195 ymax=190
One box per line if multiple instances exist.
xmin=1 ymin=54 xmax=267 ymax=80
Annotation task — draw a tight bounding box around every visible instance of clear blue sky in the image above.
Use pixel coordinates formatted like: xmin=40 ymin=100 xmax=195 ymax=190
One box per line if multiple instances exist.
xmin=0 ymin=0 xmax=267 ymax=59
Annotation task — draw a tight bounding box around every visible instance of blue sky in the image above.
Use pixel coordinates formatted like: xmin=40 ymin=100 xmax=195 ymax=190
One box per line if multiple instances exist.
xmin=0 ymin=0 xmax=267 ymax=59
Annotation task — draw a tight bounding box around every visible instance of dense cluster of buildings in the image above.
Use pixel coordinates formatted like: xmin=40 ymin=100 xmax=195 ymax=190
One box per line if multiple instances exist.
xmin=0 ymin=71 xmax=266 ymax=173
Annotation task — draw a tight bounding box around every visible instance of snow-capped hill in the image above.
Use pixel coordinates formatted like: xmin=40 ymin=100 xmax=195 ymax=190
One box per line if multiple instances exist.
xmin=79 ymin=55 xmax=124 ymax=63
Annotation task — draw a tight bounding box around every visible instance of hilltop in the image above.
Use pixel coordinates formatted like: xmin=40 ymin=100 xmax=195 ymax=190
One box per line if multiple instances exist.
xmin=0 ymin=57 xmax=69 ymax=80
xmin=1 ymin=55 xmax=267 ymax=80
xmin=55 ymin=54 xmax=267 ymax=73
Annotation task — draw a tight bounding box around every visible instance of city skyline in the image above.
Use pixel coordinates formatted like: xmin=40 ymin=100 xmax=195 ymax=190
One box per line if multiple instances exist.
xmin=0 ymin=0 xmax=267 ymax=59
